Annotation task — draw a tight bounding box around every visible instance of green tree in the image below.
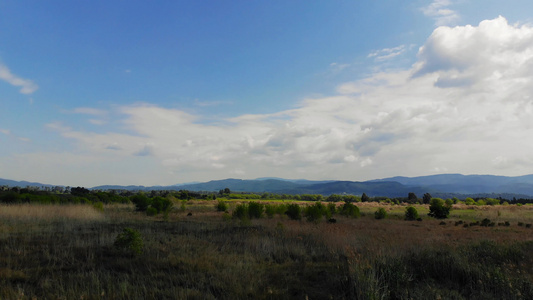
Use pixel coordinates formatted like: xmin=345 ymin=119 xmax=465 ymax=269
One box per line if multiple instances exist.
xmin=285 ymin=204 xmax=302 ymax=220
xmin=339 ymin=202 xmax=360 ymax=218
xmin=264 ymin=204 xmax=276 ymax=218
xmin=232 ymin=203 xmax=248 ymax=220
xmin=374 ymin=207 xmax=387 ymax=219
xmin=247 ymin=202 xmax=264 ymax=219
xmin=151 ymin=196 xmax=173 ymax=214
xmin=361 ymin=193 xmax=370 ymax=202
xmin=465 ymin=197 xmax=475 ymax=205
xmin=445 ymin=198 xmax=454 ymax=207
xmin=131 ymin=194 xmax=151 ymax=212
xmin=423 ymin=193 xmax=432 ymax=204
xmin=305 ymin=202 xmax=326 ymax=223
xmin=408 ymin=192 xmax=418 ymax=203
xmin=405 ymin=206 xmax=419 ymax=221
xmin=216 ymin=200 xmax=228 ymax=212
xmin=485 ymin=198 xmax=500 ymax=205
xmin=327 ymin=202 xmax=337 ymax=217
xmin=428 ymin=198 xmax=450 ymax=219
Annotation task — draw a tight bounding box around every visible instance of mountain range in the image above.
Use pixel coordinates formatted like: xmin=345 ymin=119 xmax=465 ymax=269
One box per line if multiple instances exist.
xmin=2 ymin=174 xmax=533 ymax=199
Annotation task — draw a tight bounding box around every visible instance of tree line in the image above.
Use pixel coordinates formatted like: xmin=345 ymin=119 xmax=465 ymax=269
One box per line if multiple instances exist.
xmin=1 ymin=185 xmax=532 ymax=205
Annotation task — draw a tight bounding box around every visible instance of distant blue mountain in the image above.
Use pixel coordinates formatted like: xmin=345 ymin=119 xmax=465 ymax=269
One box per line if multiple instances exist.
xmin=0 ymin=178 xmax=56 ymax=188
xmin=371 ymin=174 xmax=533 ymax=196
xmin=3 ymin=174 xmax=533 ymax=198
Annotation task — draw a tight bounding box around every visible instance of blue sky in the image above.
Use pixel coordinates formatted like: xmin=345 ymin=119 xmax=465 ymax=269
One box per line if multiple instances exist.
xmin=1 ymin=0 xmax=533 ymax=187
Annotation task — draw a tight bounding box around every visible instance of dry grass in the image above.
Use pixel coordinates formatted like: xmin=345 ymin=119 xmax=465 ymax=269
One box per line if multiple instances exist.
xmin=0 ymin=204 xmax=106 ymax=222
xmin=0 ymin=202 xmax=532 ymax=299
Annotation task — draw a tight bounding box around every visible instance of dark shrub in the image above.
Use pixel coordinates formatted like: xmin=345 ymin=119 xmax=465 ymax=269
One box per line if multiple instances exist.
xmin=131 ymin=194 xmax=151 ymax=212
xmin=216 ymin=200 xmax=228 ymax=212
xmin=339 ymin=202 xmax=360 ymax=218
xmin=232 ymin=203 xmax=248 ymax=220
xmin=114 ymin=227 xmax=143 ymax=255
xmin=428 ymin=198 xmax=450 ymax=219
xmin=146 ymin=207 xmax=158 ymax=216
xmin=0 ymin=192 xmax=21 ymax=204
xmin=305 ymin=202 xmax=326 ymax=223
xmin=151 ymin=196 xmax=173 ymax=214
xmin=327 ymin=202 xmax=336 ymax=218
xmin=248 ymin=202 xmax=264 ymax=219
xmin=404 ymin=206 xmax=419 ymax=221
xmin=285 ymin=204 xmax=301 ymax=220
xmin=481 ymin=218 xmax=492 ymax=227
xmin=374 ymin=207 xmax=387 ymax=219
xmin=264 ymin=204 xmax=276 ymax=218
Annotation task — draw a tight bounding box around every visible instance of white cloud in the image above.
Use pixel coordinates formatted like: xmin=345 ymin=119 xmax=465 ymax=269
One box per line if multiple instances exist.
xmin=193 ymin=99 xmax=233 ymax=107
xmin=0 ymin=62 xmax=38 ymax=94
xmin=329 ymin=62 xmax=351 ymax=72
xmin=421 ymin=0 xmax=460 ymax=26
xmin=413 ymin=16 xmax=533 ymax=89
xmin=70 ymin=107 xmax=108 ymax=116
xmin=368 ymin=45 xmax=408 ymax=62
xmin=89 ymin=119 xmax=107 ymax=125
xmin=0 ymin=128 xmax=31 ymax=143
xmin=33 ymin=16 xmax=533 ymax=185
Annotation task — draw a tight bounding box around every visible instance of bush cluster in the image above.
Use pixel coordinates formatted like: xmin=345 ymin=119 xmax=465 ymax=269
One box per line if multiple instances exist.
xmin=428 ymin=198 xmax=451 ymax=219
xmin=285 ymin=204 xmax=302 ymax=220
xmin=404 ymin=206 xmax=419 ymax=221
xmin=374 ymin=207 xmax=388 ymax=219
xmin=114 ymin=227 xmax=144 ymax=255
xmin=131 ymin=194 xmax=173 ymax=216
xmin=215 ymin=200 xmax=228 ymax=212
xmin=339 ymin=202 xmax=360 ymax=218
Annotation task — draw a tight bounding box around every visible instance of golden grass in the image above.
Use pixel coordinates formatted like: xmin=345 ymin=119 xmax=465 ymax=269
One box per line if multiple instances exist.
xmin=0 ymin=204 xmax=106 ymax=222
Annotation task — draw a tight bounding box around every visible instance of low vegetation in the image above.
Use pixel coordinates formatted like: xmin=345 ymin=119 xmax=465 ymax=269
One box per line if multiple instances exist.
xmin=0 ymin=186 xmax=532 ymax=299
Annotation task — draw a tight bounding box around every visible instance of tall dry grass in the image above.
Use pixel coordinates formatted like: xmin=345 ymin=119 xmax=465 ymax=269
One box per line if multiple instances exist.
xmin=0 ymin=202 xmax=531 ymax=299
xmin=0 ymin=204 xmax=105 ymax=222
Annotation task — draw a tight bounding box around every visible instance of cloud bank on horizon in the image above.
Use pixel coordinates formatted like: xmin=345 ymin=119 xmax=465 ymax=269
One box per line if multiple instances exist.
xmin=1 ymin=1 xmax=533 ymax=186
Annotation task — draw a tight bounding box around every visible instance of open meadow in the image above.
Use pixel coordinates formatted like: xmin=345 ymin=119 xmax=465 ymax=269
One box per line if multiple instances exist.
xmin=0 ymin=201 xmax=532 ymax=299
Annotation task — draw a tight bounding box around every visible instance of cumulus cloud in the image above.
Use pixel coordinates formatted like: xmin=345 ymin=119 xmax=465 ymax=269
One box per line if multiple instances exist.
xmin=0 ymin=62 xmax=38 ymax=94
xmin=413 ymin=16 xmax=533 ymax=90
xmin=42 ymin=16 xmax=533 ymax=185
xmin=421 ymin=0 xmax=460 ymax=26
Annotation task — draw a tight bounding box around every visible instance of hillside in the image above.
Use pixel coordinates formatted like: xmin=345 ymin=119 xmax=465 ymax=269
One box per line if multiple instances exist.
xmin=3 ymin=174 xmax=533 ymax=198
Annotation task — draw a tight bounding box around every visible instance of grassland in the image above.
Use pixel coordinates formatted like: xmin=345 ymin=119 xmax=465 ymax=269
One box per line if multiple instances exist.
xmin=0 ymin=201 xmax=532 ymax=299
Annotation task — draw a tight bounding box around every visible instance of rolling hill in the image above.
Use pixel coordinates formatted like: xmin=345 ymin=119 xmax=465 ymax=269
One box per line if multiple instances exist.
xmin=2 ymin=174 xmax=533 ymax=198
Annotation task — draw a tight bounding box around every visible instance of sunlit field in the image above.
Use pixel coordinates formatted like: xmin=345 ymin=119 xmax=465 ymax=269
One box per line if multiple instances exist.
xmin=0 ymin=201 xmax=532 ymax=299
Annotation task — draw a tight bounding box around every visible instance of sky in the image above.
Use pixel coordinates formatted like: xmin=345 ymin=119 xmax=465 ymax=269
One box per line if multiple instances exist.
xmin=2 ymin=0 xmax=533 ymax=187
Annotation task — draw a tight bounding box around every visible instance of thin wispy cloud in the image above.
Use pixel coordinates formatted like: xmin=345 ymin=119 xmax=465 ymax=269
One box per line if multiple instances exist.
xmin=0 ymin=128 xmax=30 ymax=142
xmin=329 ymin=62 xmax=351 ymax=72
xmin=193 ymin=99 xmax=233 ymax=107
xmin=0 ymin=62 xmax=38 ymax=94
xmin=70 ymin=107 xmax=108 ymax=116
xmin=367 ymin=45 xmax=408 ymax=62
xmin=422 ymin=0 xmax=460 ymax=26
xmin=89 ymin=119 xmax=107 ymax=125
